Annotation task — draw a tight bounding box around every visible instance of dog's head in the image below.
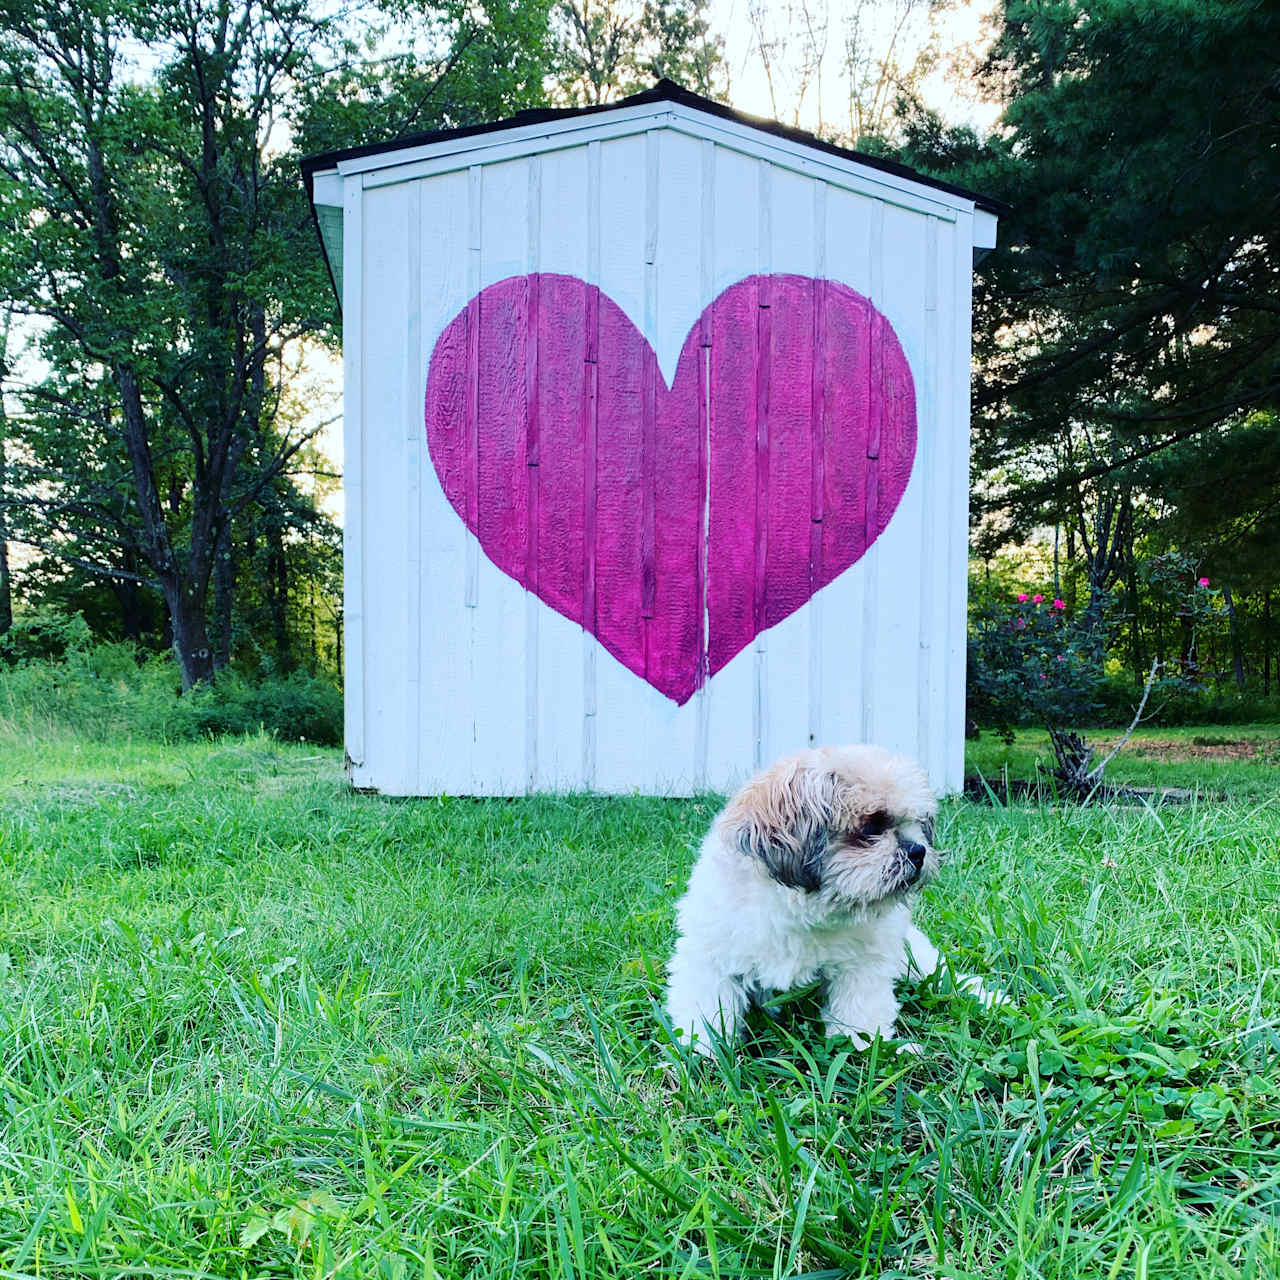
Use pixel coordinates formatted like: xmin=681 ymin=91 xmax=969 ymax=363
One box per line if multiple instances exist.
xmin=718 ymin=745 xmax=941 ymax=909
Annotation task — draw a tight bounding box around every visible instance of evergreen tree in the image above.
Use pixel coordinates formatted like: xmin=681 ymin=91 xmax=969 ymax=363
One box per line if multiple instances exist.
xmin=970 ymin=0 xmax=1280 ymax=554
xmin=892 ymin=1 xmax=1280 ymax=681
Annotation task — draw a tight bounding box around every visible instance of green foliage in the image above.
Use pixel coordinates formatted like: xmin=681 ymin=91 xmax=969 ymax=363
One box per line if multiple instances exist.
xmin=893 ymin=1 xmax=1280 ymax=699
xmin=1160 ymin=410 xmax=1280 ymax=586
xmin=292 ymin=0 xmax=558 ymax=163
xmin=1095 ymin=674 xmax=1280 ymax=728
xmin=968 ymin=583 xmax=1106 ymax=740
xmin=966 ymin=560 xmax=1256 ymax=743
xmin=978 ymin=1001 xmax=1248 ymax=1140
xmin=551 ymin=0 xmax=725 ymax=105
xmin=0 ymin=0 xmax=563 ymax=685
xmin=0 ymin=0 xmax=345 ymax=684
xmin=637 ymin=0 xmax=724 ymax=93
xmin=970 ymin=0 xmax=1280 ymax=502
xmin=0 ymin=608 xmax=92 ymax=665
xmin=0 ymin=734 xmax=1276 ymax=1275
xmin=0 ymin=645 xmax=341 ymax=745
xmin=169 ymin=670 xmax=343 ymax=745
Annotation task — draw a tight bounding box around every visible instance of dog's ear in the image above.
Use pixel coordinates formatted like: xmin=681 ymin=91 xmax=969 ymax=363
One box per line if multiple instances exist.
xmin=720 ymin=761 xmax=837 ymax=891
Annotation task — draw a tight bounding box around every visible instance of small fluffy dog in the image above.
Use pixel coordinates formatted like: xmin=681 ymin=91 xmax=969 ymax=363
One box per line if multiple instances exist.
xmin=666 ymin=744 xmax=978 ymax=1054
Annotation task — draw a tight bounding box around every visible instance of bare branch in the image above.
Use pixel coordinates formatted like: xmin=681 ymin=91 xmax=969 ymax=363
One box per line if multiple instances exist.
xmin=1086 ymin=658 xmax=1161 ymax=786
xmin=11 ymin=539 xmax=161 ymax=589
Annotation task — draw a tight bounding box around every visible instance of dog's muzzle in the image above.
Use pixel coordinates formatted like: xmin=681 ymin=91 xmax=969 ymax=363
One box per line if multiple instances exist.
xmin=898 ymin=841 xmax=928 ymax=886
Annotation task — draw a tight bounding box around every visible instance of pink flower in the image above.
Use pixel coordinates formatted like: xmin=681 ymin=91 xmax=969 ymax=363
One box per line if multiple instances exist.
xmin=1032 ymin=594 xmax=1044 ymax=603
xmin=1198 ymin=577 xmax=1210 ymax=588
xmin=1053 ymin=598 xmax=1066 ymax=610
xmin=1039 ymin=673 xmax=1047 ymax=681
xmin=1017 ymin=593 xmax=1029 ymax=603
xmin=1014 ymin=617 xmax=1027 ymax=630
xmin=1057 ymin=654 xmax=1065 ymax=662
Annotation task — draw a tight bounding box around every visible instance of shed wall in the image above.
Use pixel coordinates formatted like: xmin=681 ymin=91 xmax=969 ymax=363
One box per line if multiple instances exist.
xmin=344 ymin=126 xmax=974 ymax=795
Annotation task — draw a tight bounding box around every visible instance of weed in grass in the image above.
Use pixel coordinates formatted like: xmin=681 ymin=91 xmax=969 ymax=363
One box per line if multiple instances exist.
xmin=0 ymin=733 xmax=1276 ymax=1277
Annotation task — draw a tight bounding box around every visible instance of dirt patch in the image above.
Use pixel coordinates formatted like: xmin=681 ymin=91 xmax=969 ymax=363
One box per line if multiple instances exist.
xmin=1092 ymin=736 xmax=1280 ymax=762
xmin=964 ymin=777 xmax=1204 ymax=806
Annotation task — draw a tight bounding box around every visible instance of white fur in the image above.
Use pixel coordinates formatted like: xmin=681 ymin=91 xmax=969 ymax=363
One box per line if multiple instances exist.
xmin=664 ymin=744 xmax=990 ymax=1055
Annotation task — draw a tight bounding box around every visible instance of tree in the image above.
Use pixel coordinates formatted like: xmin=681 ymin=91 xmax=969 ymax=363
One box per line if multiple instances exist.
xmin=0 ymin=309 xmax=11 ymax=635
xmin=0 ymin=348 xmax=163 ymax=643
xmin=641 ymin=0 xmax=725 ymax=94
xmin=0 ymin=0 xmax=557 ymax=685
xmin=890 ymin=1 xmax=1280 ymax=690
xmin=970 ymin=1 xmax=1279 ymax=553
xmin=739 ymin=0 xmax=953 ymax=142
xmin=0 ymin=0 xmax=331 ymax=685
xmin=552 ymin=0 xmax=725 ymax=105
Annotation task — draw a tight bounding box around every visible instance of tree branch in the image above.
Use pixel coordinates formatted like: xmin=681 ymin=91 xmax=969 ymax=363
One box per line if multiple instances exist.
xmin=1086 ymin=657 xmax=1160 ymax=786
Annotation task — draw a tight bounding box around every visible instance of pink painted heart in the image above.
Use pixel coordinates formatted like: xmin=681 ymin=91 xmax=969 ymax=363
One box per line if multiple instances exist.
xmin=425 ymin=273 xmax=916 ymax=705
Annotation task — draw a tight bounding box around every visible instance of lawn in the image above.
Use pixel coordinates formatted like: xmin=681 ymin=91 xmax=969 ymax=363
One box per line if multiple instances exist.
xmin=0 ymin=730 xmax=1277 ymax=1278
xmin=966 ymin=724 xmax=1280 ymax=804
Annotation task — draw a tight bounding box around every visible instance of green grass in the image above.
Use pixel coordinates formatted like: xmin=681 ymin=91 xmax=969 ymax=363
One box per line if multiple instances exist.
xmin=966 ymin=723 xmax=1280 ymax=803
xmin=1 ymin=731 xmax=1278 ymax=1277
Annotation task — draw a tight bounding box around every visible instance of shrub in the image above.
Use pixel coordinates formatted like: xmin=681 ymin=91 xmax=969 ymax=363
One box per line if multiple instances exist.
xmin=967 ymin=571 xmax=1257 ymax=791
xmin=1140 ymin=681 xmax=1280 ymax=726
xmin=967 ymin=591 xmax=1107 ymax=743
xmin=0 ymin=609 xmax=93 ymax=665
xmin=167 ymin=670 xmax=342 ymax=744
xmin=0 ymin=642 xmax=342 ymax=746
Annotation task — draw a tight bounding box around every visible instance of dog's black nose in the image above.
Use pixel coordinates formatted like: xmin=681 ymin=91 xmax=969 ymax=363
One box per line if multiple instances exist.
xmin=903 ymin=843 xmax=926 ymax=870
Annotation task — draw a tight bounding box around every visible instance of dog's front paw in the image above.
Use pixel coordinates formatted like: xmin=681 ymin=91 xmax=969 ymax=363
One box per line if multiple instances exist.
xmin=955 ymin=972 xmax=1012 ymax=1009
xmin=839 ymin=1033 xmax=924 ymax=1058
xmin=827 ymin=1021 xmax=921 ymax=1058
xmin=669 ymin=1023 xmax=718 ymax=1058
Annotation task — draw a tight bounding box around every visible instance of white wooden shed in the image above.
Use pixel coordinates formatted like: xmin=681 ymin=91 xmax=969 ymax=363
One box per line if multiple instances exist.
xmin=304 ymin=80 xmax=1000 ymax=797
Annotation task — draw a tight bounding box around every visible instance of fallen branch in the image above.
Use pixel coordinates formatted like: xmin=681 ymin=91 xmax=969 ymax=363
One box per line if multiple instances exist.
xmin=1087 ymin=656 xmax=1161 ymax=785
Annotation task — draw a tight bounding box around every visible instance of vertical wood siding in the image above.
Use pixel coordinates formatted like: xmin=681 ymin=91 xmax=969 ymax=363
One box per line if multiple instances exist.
xmin=341 ymin=178 xmax=365 ymax=770
xmin=346 ymin=128 xmax=977 ymax=795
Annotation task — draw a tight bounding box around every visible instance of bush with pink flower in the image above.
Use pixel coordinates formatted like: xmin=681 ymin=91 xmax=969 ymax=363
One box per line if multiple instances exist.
xmin=969 ymin=558 xmax=1227 ymax=765
xmin=967 ymin=588 xmax=1108 ymax=745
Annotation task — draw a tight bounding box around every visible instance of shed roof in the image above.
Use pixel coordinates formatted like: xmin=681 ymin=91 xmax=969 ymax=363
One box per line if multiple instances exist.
xmin=302 ymin=78 xmax=1005 ymax=309
xmin=303 ymin=77 xmax=1004 ymax=213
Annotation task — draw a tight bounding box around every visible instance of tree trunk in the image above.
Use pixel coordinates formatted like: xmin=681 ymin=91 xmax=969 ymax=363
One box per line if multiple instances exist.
xmin=0 ymin=533 xmax=10 ymax=636
xmin=1048 ymin=728 xmax=1095 ymax=794
xmin=114 ymin=364 xmax=220 ymax=690
xmin=0 ymin=314 xmax=11 ymax=636
xmin=267 ymin=516 xmax=291 ymax=672
xmin=166 ymin=582 xmax=215 ymax=689
xmin=0 ymin=415 xmax=11 ymax=637
xmin=1180 ymin=611 xmax=1197 ymax=679
xmin=1222 ymin=584 xmax=1246 ymax=690
xmin=1265 ymin=591 xmax=1272 ymax=698
xmin=109 ymin=573 xmax=146 ymax=643
xmin=211 ymin=520 xmax=234 ymax=671
xmin=305 ymin=557 xmax=314 ymax=670
xmin=239 ymin=300 xmax=271 ymax=672
xmin=1127 ymin=554 xmax=1143 ymax=683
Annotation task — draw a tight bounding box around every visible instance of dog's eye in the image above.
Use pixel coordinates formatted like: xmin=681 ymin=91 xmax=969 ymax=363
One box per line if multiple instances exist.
xmin=860 ymin=811 xmax=892 ymax=839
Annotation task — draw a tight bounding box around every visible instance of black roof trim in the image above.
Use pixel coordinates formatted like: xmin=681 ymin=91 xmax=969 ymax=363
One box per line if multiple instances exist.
xmin=301 ymin=78 xmax=1008 ymax=217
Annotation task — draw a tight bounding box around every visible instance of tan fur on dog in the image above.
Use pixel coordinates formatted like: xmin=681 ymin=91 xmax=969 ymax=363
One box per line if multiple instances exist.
xmin=666 ymin=744 xmax=994 ymax=1055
